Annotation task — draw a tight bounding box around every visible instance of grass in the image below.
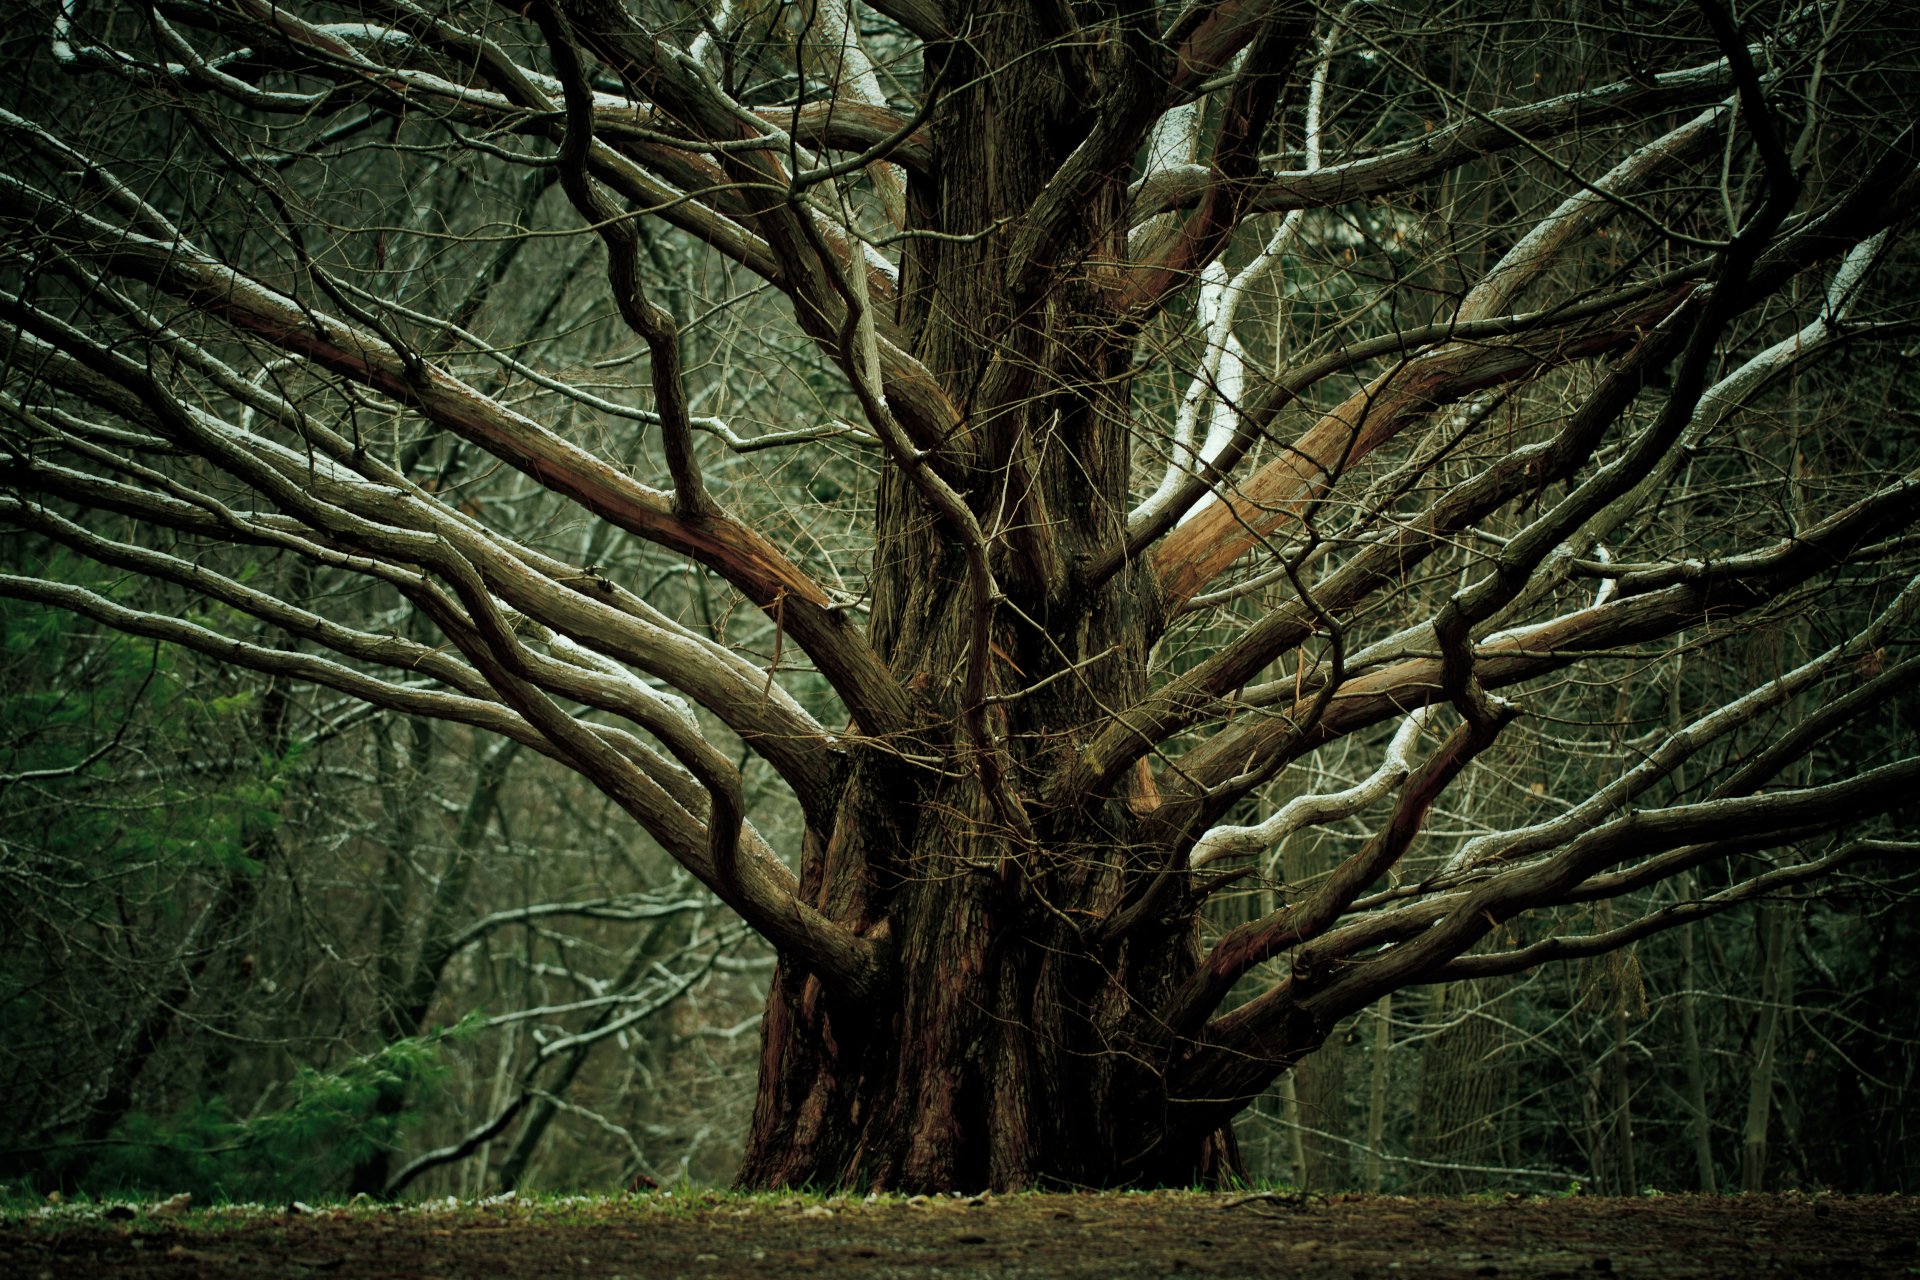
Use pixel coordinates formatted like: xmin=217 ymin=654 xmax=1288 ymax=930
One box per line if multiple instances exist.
xmin=1 ymin=1181 xmax=1267 ymax=1234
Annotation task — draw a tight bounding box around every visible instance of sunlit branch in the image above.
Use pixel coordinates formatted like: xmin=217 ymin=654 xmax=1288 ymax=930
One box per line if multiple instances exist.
xmin=1129 ymin=56 xmax=1742 ymax=227
xmin=1143 ymin=105 xmax=1732 ymax=607
xmin=1134 ymin=13 xmax=1341 ymax=533
xmin=1165 ymin=707 xmax=1509 ymax=1036
xmin=1316 ymin=756 xmax=1920 ymax=1015
xmin=1443 ymin=573 xmax=1920 ymax=875
xmin=1190 ymin=705 xmax=1430 ymax=870
xmin=1159 ymin=465 xmax=1920 ymax=818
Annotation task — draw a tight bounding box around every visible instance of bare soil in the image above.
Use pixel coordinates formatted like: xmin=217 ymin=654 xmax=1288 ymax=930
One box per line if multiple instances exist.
xmin=4 ymin=1190 xmax=1915 ymax=1279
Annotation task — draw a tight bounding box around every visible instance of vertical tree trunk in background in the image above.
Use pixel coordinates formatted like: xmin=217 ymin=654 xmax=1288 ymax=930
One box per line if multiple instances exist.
xmin=69 ymin=663 xmax=294 ymax=1173
xmin=1610 ymin=1001 xmax=1637 ymax=1194
xmin=353 ymin=730 xmax=515 ymax=1196
xmin=1366 ymin=996 xmax=1393 ymax=1191
xmin=1409 ymin=980 xmax=1510 ymax=1193
xmin=494 ymin=908 xmax=686 ymax=1192
xmin=1293 ymin=1037 xmax=1349 ymax=1190
xmin=1742 ymin=904 xmax=1795 ymax=1191
xmin=76 ymin=877 xmax=254 ymax=1149
xmin=1283 ymin=846 xmax=1349 ymax=1190
xmin=1277 ymin=1072 xmax=1308 ymax=1186
xmin=352 ymin=718 xmax=437 ymax=1197
xmin=1744 ymin=309 xmax=1809 ymax=1196
xmin=1581 ymin=1070 xmax=1606 ymax=1191
xmin=1666 ymin=648 xmax=1720 ymax=1194
xmin=1677 ymin=874 xmax=1718 ymax=1192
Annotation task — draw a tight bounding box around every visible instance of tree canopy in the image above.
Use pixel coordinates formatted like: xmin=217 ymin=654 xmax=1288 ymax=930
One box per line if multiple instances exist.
xmin=2 ymin=0 xmax=1917 ymax=1192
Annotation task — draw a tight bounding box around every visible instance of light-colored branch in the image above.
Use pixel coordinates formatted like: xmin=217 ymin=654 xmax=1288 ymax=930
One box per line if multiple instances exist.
xmin=1191 ymin=706 xmax=1431 ymax=868
xmin=1167 ymin=707 xmax=1511 ymax=1037
xmin=408 ymin=537 xmax=883 ymax=999
xmin=0 ymin=164 xmax=916 ymax=742
xmin=1106 ymin=269 xmax=1705 ymax=596
xmin=3 ymin=295 xmax=846 ymax=821
xmin=792 ymin=0 xmax=907 ymax=227
xmin=1443 ymin=572 xmax=1920 ymax=875
xmin=1145 ymin=102 xmax=1728 ymax=606
xmin=1136 ymin=10 xmax=1345 ymax=532
xmin=1129 ymin=55 xmax=1743 ymax=225
xmin=1287 ymin=759 xmax=1920 ymax=1034
xmin=444 ymin=896 xmax=708 ymax=961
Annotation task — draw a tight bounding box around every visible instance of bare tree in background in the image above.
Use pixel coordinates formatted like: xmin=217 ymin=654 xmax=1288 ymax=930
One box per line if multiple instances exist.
xmin=2 ymin=0 xmax=1917 ymax=1192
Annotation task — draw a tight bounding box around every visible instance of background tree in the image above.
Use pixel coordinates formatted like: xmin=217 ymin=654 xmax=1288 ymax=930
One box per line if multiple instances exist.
xmin=1 ymin=0 xmax=1917 ymax=1195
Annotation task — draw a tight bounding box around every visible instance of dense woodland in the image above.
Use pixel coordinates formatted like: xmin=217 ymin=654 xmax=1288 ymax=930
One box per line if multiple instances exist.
xmin=1 ymin=0 xmax=1917 ymax=1198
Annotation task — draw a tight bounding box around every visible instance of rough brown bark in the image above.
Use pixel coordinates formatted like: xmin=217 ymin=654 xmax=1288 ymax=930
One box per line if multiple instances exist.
xmin=735 ymin=10 xmax=1263 ymax=1190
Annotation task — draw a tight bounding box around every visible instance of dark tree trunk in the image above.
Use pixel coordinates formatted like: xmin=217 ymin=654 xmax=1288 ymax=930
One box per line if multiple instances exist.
xmin=737 ymin=747 xmax=1257 ymax=1188
xmin=736 ymin=14 xmax=1260 ymax=1191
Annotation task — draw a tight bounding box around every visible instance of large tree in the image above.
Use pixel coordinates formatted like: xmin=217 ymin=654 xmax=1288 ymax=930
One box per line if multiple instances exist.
xmin=2 ymin=0 xmax=1917 ymax=1192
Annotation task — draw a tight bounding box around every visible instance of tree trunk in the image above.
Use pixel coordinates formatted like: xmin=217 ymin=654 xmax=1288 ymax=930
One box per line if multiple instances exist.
xmin=734 ymin=13 xmax=1273 ymax=1190
xmin=69 ymin=663 xmax=294 ymax=1173
xmin=1610 ymin=1002 xmax=1637 ymax=1195
xmin=735 ymin=757 xmax=1252 ymax=1188
xmin=1742 ymin=903 xmax=1794 ymax=1191
xmin=495 ymin=908 xmax=681 ymax=1192
xmin=1292 ymin=1028 xmax=1349 ymax=1191
xmin=1365 ymin=995 xmax=1393 ymax=1191
xmin=1677 ymin=874 xmax=1718 ymax=1192
xmin=1276 ymin=1071 xmax=1308 ymax=1187
xmin=1409 ymin=980 xmax=1510 ymax=1193
xmin=352 ymin=730 xmax=515 ymax=1196
xmin=1282 ymin=833 xmax=1349 ymax=1191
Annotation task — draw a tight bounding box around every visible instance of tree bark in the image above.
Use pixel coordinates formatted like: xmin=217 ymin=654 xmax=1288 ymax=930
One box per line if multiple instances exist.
xmin=1409 ymin=980 xmax=1510 ymax=1193
xmin=735 ymin=10 xmax=1276 ymax=1190
xmin=1277 ymin=1071 xmax=1308 ymax=1186
xmin=1611 ymin=1001 xmax=1637 ymax=1195
xmin=1366 ymin=995 xmax=1393 ymax=1192
xmin=1677 ymin=875 xmax=1718 ymax=1193
xmin=1742 ymin=903 xmax=1794 ymax=1191
xmin=7 ymin=0 xmax=1917 ymax=1202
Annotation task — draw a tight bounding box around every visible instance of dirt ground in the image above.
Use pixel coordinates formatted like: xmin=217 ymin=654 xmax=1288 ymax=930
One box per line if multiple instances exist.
xmin=4 ymin=1190 xmax=1916 ymax=1279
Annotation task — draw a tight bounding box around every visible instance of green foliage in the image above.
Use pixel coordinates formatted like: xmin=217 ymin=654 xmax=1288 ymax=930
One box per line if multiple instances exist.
xmin=0 ymin=572 xmax=302 ymax=885
xmin=36 ymin=1032 xmax=463 ymax=1203
xmin=0 ymin=562 xmax=348 ymax=1202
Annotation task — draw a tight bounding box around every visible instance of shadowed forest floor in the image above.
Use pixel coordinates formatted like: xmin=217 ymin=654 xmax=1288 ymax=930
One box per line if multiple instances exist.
xmin=3 ymin=1189 xmax=1915 ymax=1278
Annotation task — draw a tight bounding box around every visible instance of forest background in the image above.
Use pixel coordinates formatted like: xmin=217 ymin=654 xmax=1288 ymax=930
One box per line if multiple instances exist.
xmin=1 ymin=0 xmax=1917 ymax=1203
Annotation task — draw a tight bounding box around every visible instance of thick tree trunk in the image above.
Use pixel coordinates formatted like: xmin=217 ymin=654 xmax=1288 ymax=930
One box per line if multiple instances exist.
xmin=735 ymin=14 xmax=1274 ymax=1190
xmin=735 ymin=741 xmax=1254 ymax=1188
